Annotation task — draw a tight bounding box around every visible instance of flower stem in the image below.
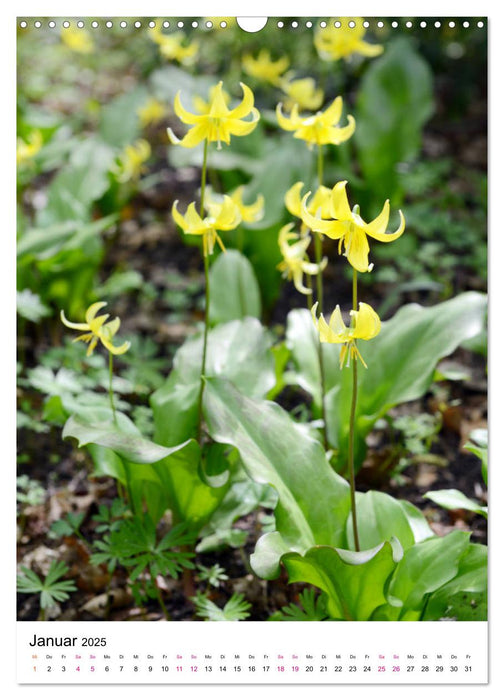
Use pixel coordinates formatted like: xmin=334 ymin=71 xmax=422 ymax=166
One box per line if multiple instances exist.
xmin=315 ymin=143 xmax=328 ymax=450
xmin=197 ymin=139 xmax=210 ymax=444
xmin=108 ymin=351 xmax=117 ymax=425
xmin=154 ymin=576 xmax=171 ymax=620
xmin=348 ymin=268 xmax=360 ymax=551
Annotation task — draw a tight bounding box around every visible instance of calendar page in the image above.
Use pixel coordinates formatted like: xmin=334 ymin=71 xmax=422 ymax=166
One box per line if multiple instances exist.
xmin=15 ymin=7 xmax=489 ymax=689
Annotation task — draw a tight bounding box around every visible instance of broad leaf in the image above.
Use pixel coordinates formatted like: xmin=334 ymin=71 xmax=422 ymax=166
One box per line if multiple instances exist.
xmin=282 ymin=541 xmax=399 ymax=621
xmin=286 ymin=292 xmax=487 ymax=469
xmin=63 ymin=412 xmax=190 ymax=464
xmin=203 ymin=377 xmax=351 ymax=578
xmin=355 ymin=37 xmax=435 ymax=206
xmin=152 ymin=317 xmax=276 ymax=446
xmin=424 ymin=489 xmax=487 ymax=518
xmin=422 ymin=543 xmax=487 ymax=621
xmin=346 ymin=491 xmax=433 ymax=551
xmin=209 ymin=250 xmax=261 ymax=324
xmin=382 ymin=531 xmax=471 ymax=620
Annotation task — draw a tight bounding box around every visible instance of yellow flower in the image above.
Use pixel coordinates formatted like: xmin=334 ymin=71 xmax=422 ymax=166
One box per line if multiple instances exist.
xmin=311 ymin=301 xmax=381 ymax=368
xmin=314 ymin=18 xmax=383 ymax=62
xmin=279 ymin=75 xmax=324 ymax=112
xmin=61 ymin=26 xmax=94 ymax=53
xmin=167 ymin=81 xmax=260 ymax=149
xmin=114 ymin=139 xmax=151 ymax=183
xmin=276 ymin=96 xmax=355 ymax=148
xmin=172 ymin=196 xmax=242 ymax=257
xmin=137 ymin=98 xmax=166 ymax=127
xmin=301 ymin=181 xmax=405 ymax=273
xmin=242 ymin=49 xmax=290 ymax=86
xmin=277 ymin=223 xmax=327 ymax=295
xmin=192 ymin=84 xmax=232 ymax=115
xmin=61 ymin=302 xmax=130 ymax=357
xmin=17 ymin=130 xmax=43 ymax=165
xmin=206 ymin=186 xmax=264 ymax=223
xmin=285 ymin=181 xmax=332 ymax=223
xmin=149 ymin=25 xmax=198 ymax=65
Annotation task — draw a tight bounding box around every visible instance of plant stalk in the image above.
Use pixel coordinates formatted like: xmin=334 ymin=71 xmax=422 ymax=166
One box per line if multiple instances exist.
xmin=315 ymin=143 xmax=328 ymax=450
xmin=197 ymin=139 xmax=210 ymax=444
xmin=108 ymin=351 xmax=117 ymax=425
xmin=348 ymin=268 xmax=360 ymax=551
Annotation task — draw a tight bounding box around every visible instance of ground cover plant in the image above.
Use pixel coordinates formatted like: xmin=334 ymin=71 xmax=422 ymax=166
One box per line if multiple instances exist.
xmin=17 ymin=17 xmax=487 ymax=622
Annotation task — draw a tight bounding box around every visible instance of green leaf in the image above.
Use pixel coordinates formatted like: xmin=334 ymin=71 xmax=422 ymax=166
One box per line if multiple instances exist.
xmin=269 ymin=589 xmax=329 ymax=621
xmin=424 ymin=489 xmax=487 ymax=518
xmin=385 ymin=531 xmax=471 ymax=620
xmin=197 ymin=474 xmax=276 ymax=552
xmin=346 ymin=491 xmax=432 ymax=551
xmin=63 ymin=410 xmax=191 ymax=464
xmin=209 ymin=250 xmax=261 ymax=324
xmin=152 ymin=317 xmax=276 ymax=447
xmin=355 ymin=37 xmax=435 ymax=206
xmin=324 ymin=292 xmax=487 ymax=469
xmin=422 ymin=543 xmax=487 ymax=620
xmin=150 ymin=441 xmax=229 ymax=526
xmin=38 ymin=138 xmax=115 ymax=225
xmin=17 ymin=215 xmax=117 ymax=261
xmin=203 ymin=377 xmax=351 ymax=579
xmin=464 ymin=428 xmax=488 ymax=485
xmin=192 ymin=591 xmax=251 ymax=621
xmin=16 ymin=289 xmax=51 ymax=322
xmin=99 ymin=87 xmax=147 ymax=148
xmin=282 ymin=541 xmax=399 ymax=621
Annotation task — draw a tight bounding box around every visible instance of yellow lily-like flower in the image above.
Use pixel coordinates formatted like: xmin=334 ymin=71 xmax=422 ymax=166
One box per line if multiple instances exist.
xmin=279 ymin=75 xmax=324 ymax=112
xmin=61 ymin=26 xmax=94 ymax=53
xmin=285 ymin=181 xmax=332 ymax=223
xmin=276 ymin=96 xmax=355 ymax=148
xmin=242 ymin=49 xmax=290 ymax=87
xmin=114 ymin=139 xmax=151 ymax=183
xmin=311 ymin=301 xmax=381 ymax=368
xmin=149 ymin=25 xmax=199 ymax=65
xmin=167 ymin=81 xmax=260 ymax=150
xmin=17 ymin=130 xmax=43 ymax=165
xmin=314 ymin=18 xmax=384 ymax=62
xmin=277 ymin=223 xmax=327 ymax=295
xmin=230 ymin=186 xmax=264 ymax=223
xmin=61 ymin=302 xmax=130 ymax=357
xmin=206 ymin=186 xmax=264 ymax=223
xmin=137 ymin=98 xmax=166 ymax=127
xmin=172 ymin=196 xmax=241 ymax=257
xmin=301 ymin=181 xmax=406 ymax=273
xmin=192 ymin=84 xmax=232 ymax=115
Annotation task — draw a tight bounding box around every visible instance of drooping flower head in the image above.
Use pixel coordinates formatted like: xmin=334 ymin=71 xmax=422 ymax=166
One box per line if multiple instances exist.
xmin=167 ymin=81 xmax=260 ymax=149
xmin=137 ymin=98 xmax=166 ymax=127
xmin=285 ymin=181 xmax=333 ymax=227
xmin=206 ymin=186 xmax=264 ymax=224
xmin=61 ymin=302 xmax=130 ymax=357
xmin=279 ymin=75 xmax=324 ymax=112
xmin=277 ymin=223 xmax=327 ymax=295
xmin=314 ymin=18 xmax=383 ymax=62
xmin=172 ymin=196 xmax=242 ymax=257
xmin=301 ymin=181 xmax=405 ymax=273
xmin=17 ymin=130 xmax=43 ymax=165
xmin=113 ymin=139 xmax=151 ymax=183
xmin=61 ymin=26 xmax=94 ymax=53
xmin=149 ymin=25 xmax=199 ymax=65
xmin=192 ymin=84 xmax=232 ymax=115
xmin=242 ymin=49 xmax=290 ymax=86
xmin=276 ymin=96 xmax=355 ymax=148
xmin=311 ymin=301 xmax=381 ymax=368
